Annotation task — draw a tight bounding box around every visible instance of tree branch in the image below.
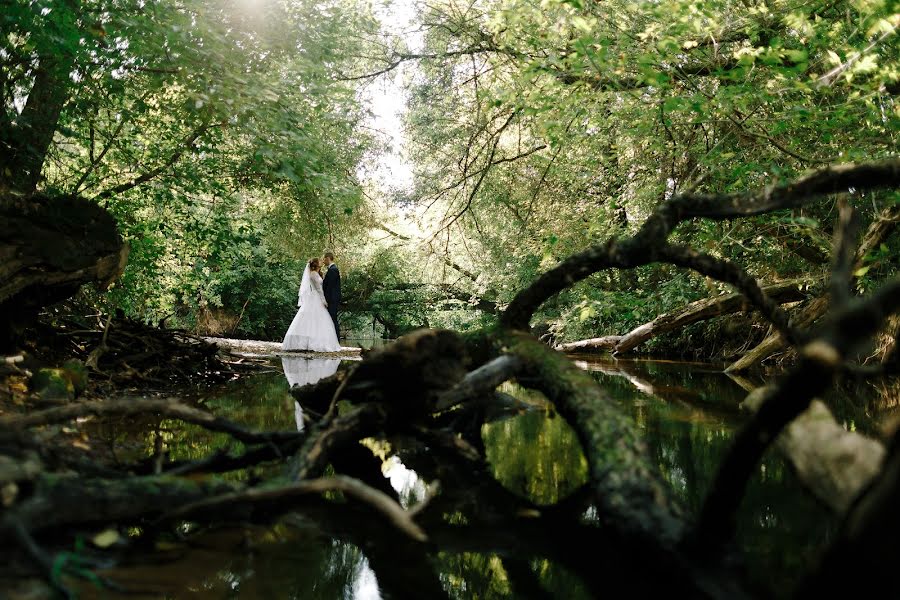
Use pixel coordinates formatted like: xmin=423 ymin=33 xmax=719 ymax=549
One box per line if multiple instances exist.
xmin=92 ymin=120 xmax=226 ymax=200
xmin=0 ymin=399 xmax=303 ymax=446
xmin=693 ymin=276 xmax=900 ymax=551
xmin=159 ymin=475 xmax=428 ymax=542
xmin=501 ymin=159 xmax=900 ymax=329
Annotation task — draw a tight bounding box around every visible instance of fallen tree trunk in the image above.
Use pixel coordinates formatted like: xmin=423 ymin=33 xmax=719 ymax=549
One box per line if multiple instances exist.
xmin=0 ymin=194 xmax=128 ymax=341
xmin=557 ymin=277 xmax=815 ymax=354
xmin=726 ymin=296 xmax=829 ymax=372
xmin=556 ymin=334 xmax=622 ymax=353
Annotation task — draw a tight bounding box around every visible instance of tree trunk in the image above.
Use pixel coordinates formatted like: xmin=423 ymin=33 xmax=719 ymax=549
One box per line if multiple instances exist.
xmin=726 ymin=206 xmax=900 ymax=372
xmin=557 ymin=278 xmax=814 ymax=354
xmin=725 ymin=297 xmax=829 ymax=372
xmin=0 ymin=57 xmax=73 ymax=195
xmin=0 ymin=194 xmax=128 ymax=341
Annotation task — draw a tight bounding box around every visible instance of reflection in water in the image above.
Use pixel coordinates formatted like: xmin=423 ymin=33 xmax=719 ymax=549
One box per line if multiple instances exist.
xmin=281 ymin=356 xmax=340 ymax=388
xmin=482 ymin=410 xmax=589 ymax=505
xmin=73 ymin=356 xmax=898 ymax=599
xmin=382 ymin=456 xmax=428 ymax=509
xmin=577 ymin=357 xmax=835 ymax=590
xmin=281 ymin=357 xmax=340 ymax=431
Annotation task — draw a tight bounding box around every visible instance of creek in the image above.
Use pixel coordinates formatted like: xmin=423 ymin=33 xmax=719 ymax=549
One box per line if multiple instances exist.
xmin=71 ymin=352 xmax=897 ymax=599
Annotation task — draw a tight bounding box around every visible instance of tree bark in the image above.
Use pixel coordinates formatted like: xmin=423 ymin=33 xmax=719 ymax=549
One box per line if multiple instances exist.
xmin=0 ymin=194 xmax=128 ymax=340
xmin=0 ymin=57 xmax=73 ymax=195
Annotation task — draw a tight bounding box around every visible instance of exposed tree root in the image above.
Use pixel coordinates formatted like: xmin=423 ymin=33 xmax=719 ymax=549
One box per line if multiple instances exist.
xmin=0 ymin=398 xmax=304 ymax=446
xmin=2 ymin=161 xmax=899 ymax=598
xmin=160 ymin=475 xmax=427 ymax=542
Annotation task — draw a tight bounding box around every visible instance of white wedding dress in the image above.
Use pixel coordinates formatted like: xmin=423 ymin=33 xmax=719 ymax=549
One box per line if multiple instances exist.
xmin=282 ymin=265 xmax=341 ymax=352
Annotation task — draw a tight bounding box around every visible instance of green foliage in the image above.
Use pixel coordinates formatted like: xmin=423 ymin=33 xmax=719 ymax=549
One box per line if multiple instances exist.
xmin=3 ymin=0 xmax=388 ymax=335
xmin=7 ymin=0 xmax=899 ymax=344
xmin=398 ymin=0 xmax=899 ymax=342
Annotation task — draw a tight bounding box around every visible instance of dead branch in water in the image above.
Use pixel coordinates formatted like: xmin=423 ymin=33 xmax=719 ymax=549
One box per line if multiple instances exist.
xmin=159 ymin=475 xmax=428 ymax=542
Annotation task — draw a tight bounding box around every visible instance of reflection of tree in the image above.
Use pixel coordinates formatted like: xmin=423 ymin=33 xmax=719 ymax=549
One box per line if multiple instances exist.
xmin=583 ymin=359 xmax=837 ymax=592
xmin=482 ymin=411 xmax=588 ymax=505
xmin=435 ymin=552 xmax=512 ymax=599
xmin=70 ymin=353 xmax=867 ymax=597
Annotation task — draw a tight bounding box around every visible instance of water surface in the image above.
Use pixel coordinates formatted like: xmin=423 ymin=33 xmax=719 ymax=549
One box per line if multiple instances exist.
xmin=78 ymin=354 xmax=896 ymax=598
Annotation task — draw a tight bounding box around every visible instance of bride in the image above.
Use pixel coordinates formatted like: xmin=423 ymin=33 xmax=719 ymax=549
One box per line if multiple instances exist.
xmin=282 ymin=258 xmax=341 ymax=352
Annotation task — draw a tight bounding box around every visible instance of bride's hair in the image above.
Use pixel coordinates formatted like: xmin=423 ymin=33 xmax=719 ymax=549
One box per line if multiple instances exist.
xmin=308 ymin=257 xmax=320 ymax=271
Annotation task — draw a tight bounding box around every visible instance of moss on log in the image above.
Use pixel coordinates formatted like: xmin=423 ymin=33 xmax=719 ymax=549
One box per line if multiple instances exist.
xmin=494 ymin=331 xmax=683 ymax=544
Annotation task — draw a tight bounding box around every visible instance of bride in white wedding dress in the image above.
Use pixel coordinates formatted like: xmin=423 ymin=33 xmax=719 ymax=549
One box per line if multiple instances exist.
xmin=282 ymin=258 xmax=341 ymax=352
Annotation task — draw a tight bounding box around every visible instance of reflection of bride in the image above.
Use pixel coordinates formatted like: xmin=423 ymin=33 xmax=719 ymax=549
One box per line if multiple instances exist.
xmin=282 ymin=258 xmax=341 ymax=352
xmin=281 ymin=356 xmax=340 ymax=431
xmin=281 ymin=356 xmax=341 ymax=388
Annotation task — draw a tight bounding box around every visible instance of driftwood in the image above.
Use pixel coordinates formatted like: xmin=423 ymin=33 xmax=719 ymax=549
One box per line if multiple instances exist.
xmin=3 ymin=160 xmax=900 ymax=598
xmin=45 ymin=313 xmax=236 ymax=385
xmin=0 ymin=398 xmax=304 ymax=445
xmin=726 ymin=296 xmax=829 ymax=372
xmin=160 ymin=475 xmax=428 ymax=542
xmin=557 ymin=277 xmax=815 ymax=354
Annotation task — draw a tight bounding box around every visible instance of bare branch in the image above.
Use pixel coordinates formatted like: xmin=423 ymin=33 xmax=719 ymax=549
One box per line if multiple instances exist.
xmin=160 ymin=475 xmax=428 ymax=542
xmin=92 ymin=119 xmax=227 ymax=200
xmin=0 ymin=399 xmax=302 ymax=446
xmin=657 ymin=244 xmax=797 ymax=344
xmin=434 ymin=355 xmax=524 ymax=412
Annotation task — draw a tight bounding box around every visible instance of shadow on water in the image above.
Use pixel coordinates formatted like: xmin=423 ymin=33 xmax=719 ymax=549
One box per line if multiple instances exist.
xmin=75 ymin=355 xmax=898 ymax=599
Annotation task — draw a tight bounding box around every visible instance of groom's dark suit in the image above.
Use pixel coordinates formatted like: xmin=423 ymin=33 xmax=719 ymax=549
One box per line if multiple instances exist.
xmin=322 ymin=263 xmax=341 ymax=339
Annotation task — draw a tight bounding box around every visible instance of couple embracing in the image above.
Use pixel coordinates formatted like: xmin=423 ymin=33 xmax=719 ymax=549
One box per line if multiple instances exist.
xmin=282 ymin=252 xmax=342 ymax=352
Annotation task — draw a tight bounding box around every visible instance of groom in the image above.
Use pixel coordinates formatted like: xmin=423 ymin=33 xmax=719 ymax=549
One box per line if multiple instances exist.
xmin=322 ymin=251 xmax=341 ymax=340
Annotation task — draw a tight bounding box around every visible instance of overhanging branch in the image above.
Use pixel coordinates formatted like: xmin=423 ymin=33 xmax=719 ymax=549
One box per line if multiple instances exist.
xmin=501 ymin=159 xmax=900 ymax=329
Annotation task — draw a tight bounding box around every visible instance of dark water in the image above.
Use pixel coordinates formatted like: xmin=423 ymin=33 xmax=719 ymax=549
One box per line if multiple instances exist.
xmin=77 ymin=355 xmax=897 ymax=599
